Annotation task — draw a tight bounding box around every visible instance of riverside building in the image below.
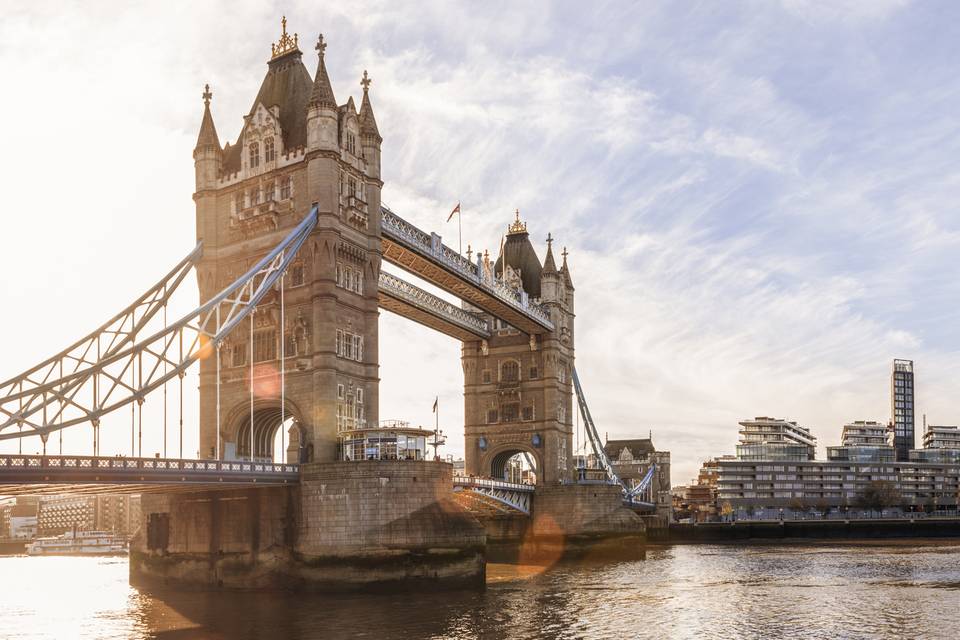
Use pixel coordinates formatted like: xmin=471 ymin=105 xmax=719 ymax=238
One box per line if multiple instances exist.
xmin=911 ymin=425 xmax=960 ymax=464
xmin=716 ymin=416 xmax=960 ymax=515
xmin=826 ymin=421 xmax=895 ymax=462
xmin=890 ymin=359 xmax=915 ymax=461
xmin=734 ymin=417 xmax=816 ymax=461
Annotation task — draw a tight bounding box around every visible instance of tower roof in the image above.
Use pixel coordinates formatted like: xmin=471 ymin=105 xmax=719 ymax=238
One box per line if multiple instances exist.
xmin=494 ymin=210 xmax=542 ymax=298
xmin=542 ymin=233 xmax=557 ymax=275
xmin=308 ymin=33 xmax=337 ymax=109
xmin=194 ymin=84 xmax=221 ymax=152
xmin=561 ymin=246 xmax=574 ymax=290
xmin=358 ymin=70 xmax=381 ymax=140
xmin=222 ymin=27 xmax=313 ymax=173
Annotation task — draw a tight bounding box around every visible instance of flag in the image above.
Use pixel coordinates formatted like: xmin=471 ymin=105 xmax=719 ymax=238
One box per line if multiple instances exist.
xmin=432 ymin=397 xmax=438 ymax=413
xmin=446 ymin=201 xmax=461 ymax=222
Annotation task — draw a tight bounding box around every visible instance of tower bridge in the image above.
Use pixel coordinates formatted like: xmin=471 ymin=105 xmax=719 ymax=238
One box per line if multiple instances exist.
xmin=0 ymin=18 xmax=654 ymax=590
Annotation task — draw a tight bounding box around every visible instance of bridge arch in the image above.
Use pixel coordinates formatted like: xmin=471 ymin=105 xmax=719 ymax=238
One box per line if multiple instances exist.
xmin=227 ymin=399 xmax=305 ymax=463
xmin=484 ymin=444 xmax=541 ymax=485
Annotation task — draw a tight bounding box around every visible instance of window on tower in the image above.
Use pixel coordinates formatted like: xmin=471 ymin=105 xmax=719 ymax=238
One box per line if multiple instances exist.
xmin=501 ymin=360 xmax=520 ymax=383
xmin=249 ymin=142 xmax=260 ymax=169
xmin=264 ymin=137 xmax=275 ymax=163
xmin=280 ymin=176 xmax=292 ymax=200
xmin=290 ymin=263 xmax=305 ymax=287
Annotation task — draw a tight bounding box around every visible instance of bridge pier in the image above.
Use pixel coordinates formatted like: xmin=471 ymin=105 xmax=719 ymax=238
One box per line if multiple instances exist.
xmin=130 ymin=461 xmax=486 ymax=591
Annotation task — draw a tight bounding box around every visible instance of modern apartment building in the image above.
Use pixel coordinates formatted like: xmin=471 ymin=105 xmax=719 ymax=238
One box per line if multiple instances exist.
xmin=716 ymin=458 xmax=960 ymax=511
xmin=37 ymin=495 xmax=142 ymax=536
xmin=735 ymin=417 xmax=816 ymax=461
xmin=912 ymin=425 xmax=960 ymax=463
xmin=827 ymin=421 xmax=895 ymax=462
xmin=890 ymin=359 xmax=915 ymax=461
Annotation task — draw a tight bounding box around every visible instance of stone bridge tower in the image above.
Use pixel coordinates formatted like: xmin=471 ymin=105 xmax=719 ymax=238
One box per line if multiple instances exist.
xmin=462 ymin=213 xmax=576 ymax=484
xmin=192 ymin=20 xmax=383 ymax=463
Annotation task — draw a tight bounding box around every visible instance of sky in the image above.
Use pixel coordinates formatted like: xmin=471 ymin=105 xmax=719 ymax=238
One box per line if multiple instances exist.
xmin=1 ymin=0 xmax=959 ymax=484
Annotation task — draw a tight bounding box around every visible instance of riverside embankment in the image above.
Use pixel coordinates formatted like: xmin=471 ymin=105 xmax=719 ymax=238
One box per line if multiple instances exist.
xmin=658 ymin=517 xmax=960 ymax=543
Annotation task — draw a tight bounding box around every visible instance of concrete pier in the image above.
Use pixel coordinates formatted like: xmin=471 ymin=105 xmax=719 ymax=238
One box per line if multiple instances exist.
xmin=130 ymin=461 xmax=486 ymax=591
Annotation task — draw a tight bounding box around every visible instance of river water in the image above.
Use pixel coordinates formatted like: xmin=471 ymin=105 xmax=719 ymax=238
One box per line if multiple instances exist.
xmin=1 ymin=543 xmax=959 ymax=639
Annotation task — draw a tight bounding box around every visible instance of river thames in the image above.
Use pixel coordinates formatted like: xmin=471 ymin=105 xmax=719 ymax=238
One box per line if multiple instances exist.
xmin=2 ymin=543 xmax=959 ymax=639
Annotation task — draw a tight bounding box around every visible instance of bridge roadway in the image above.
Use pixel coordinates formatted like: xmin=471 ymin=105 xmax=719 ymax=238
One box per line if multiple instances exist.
xmin=0 ymin=453 xmax=656 ymax=513
xmin=0 ymin=453 xmax=299 ymax=496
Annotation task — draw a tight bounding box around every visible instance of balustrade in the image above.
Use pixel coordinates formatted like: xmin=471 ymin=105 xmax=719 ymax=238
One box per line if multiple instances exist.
xmin=380 ymin=207 xmax=553 ymax=329
xmin=379 ymin=271 xmax=489 ymax=334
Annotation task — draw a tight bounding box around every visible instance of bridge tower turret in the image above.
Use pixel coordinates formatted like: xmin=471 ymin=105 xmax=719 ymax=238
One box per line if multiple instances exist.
xmin=193 ymin=19 xmax=382 ymax=463
xmin=462 ymin=214 xmax=575 ymax=485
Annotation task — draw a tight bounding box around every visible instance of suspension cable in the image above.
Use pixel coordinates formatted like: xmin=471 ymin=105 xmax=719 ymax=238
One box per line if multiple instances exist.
xmin=280 ymin=272 xmax=285 ymax=465
xmin=249 ymin=306 xmax=255 ymax=462
xmin=215 ymin=305 xmax=221 ymax=461
xmin=163 ymin=301 xmax=168 ymax=458
xmin=179 ymin=330 xmax=183 ymax=459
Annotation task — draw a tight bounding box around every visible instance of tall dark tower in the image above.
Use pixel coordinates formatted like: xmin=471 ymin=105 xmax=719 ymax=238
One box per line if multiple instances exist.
xmin=192 ymin=19 xmax=383 ymax=463
xmin=890 ymin=359 xmax=915 ymax=461
xmin=462 ymin=212 xmax=575 ymax=485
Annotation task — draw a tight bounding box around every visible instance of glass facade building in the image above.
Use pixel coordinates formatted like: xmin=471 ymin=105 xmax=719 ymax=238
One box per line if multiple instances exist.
xmin=890 ymin=359 xmax=915 ymax=461
xmin=338 ymin=420 xmax=429 ymax=462
xmin=827 ymin=421 xmax=895 ymax=462
xmin=735 ymin=417 xmax=817 ymax=462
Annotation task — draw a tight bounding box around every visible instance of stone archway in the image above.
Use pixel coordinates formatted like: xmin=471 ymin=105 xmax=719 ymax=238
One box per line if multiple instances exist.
xmin=229 ymin=400 xmax=304 ymax=463
xmin=485 ymin=445 xmax=541 ymax=484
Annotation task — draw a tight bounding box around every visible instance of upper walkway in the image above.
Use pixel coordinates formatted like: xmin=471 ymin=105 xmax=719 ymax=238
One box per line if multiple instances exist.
xmin=380 ymin=206 xmax=554 ymax=335
xmin=378 ymin=271 xmax=491 ymax=341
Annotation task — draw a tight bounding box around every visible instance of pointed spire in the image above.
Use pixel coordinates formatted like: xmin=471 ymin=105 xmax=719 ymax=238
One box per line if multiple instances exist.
xmin=561 ymin=246 xmax=574 ymax=289
xmin=308 ymin=33 xmax=337 ymax=109
xmin=195 ymin=83 xmax=221 ymax=152
xmin=358 ymin=70 xmax=381 ymax=139
xmin=542 ymin=233 xmax=557 ymax=274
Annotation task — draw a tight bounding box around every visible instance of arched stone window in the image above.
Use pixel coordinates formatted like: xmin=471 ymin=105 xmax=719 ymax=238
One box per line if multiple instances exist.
xmin=501 ymin=360 xmax=520 ymax=383
xmin=249 ymin=142 xmax=260 ymax=169
xmin=264 ymin=137 xmax=275 ymax=163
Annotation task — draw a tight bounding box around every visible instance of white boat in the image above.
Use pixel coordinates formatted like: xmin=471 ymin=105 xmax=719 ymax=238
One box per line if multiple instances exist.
xmin=26 ymin=530 xmax=128 ymax=556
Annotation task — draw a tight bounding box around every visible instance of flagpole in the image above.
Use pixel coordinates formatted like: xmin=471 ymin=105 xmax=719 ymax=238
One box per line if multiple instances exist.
xmin=458 ymin=204 xmax=462 ymax=256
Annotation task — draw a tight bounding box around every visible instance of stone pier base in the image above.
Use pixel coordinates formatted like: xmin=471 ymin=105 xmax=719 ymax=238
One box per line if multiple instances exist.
xmin=480 ymin=483 xmax=646 ymax=564
xmin=130 ymin=461 xmax=486 ymax=591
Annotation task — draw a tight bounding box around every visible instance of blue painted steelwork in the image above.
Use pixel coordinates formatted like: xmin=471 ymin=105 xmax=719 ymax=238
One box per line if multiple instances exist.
xmin=0 ymin=207 xmax=318 ymax=442
xmin=572 ymin=368 xmax=657 ymax=504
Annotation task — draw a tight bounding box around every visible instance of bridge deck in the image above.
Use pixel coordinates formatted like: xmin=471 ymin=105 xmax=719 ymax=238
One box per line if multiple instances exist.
xmin=380 ymin=206 xmax=554 ymax=335
xmin=378 ymin=271 xmax=490 ymax=341
xmin=0 ymin=454 xmax=299 ymax=495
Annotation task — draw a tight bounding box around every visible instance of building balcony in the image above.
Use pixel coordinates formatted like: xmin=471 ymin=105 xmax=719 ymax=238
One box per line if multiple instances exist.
xmin=341 ymin=195 xmax=369 ymax=230
xmin=233 ymin=199 xmax=280 ymax=232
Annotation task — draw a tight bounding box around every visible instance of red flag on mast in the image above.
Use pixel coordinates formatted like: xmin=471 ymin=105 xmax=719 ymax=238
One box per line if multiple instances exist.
xmin=446 ymin=202 xmax=461 ymax=222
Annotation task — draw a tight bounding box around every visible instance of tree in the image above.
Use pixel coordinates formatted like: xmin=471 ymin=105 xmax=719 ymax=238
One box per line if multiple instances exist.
xmin=720 ymin=501 xmax=734 ymax=521
xmin=745 ymin=504 xmax=757 ymax=520
xmin=854 ymin=481 xmax=902 ymax=516
xmin=787 ymin=497 xmax=805 ymax=516
xmin=815 ymin=498 xmax=831 ymax=518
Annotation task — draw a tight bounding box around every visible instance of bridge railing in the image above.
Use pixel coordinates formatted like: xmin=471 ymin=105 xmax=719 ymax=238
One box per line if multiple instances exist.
xmin=0 ymin=454 xmax=299 ymax=476
xmin=379 ymin=272 xmax=490 ymax=336
xmin=380 ymin=206 xmax=553 ymax=330
xmin=453 ymin=475 xmax=535 ymax=493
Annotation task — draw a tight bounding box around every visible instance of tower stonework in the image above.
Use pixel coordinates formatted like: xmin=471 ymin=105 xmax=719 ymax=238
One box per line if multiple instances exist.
xmin=193 ymin=26 xmax=382 ymax=464
xmin=462 ymin=215 xmax=576 ymax=484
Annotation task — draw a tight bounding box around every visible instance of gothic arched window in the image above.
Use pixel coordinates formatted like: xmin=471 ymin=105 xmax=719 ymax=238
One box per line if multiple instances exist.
xmin=249 ymin=142 xmax=260 ymax=169
xmin=501 ymin=360 xmax=520 ymax=383
xmin=264 ymin=137 xmax=275 ymax=163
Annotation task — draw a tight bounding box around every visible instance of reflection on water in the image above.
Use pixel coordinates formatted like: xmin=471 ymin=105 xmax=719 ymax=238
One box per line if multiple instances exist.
xmin=2 ymin=543 xmax=960 ymax=639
